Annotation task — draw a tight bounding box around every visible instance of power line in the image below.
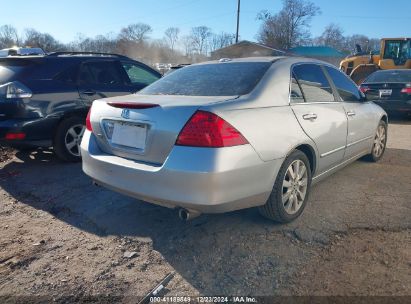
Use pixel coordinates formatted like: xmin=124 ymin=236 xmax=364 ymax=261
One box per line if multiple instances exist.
xmin=155 ymin=11 xmax=235 ymax=32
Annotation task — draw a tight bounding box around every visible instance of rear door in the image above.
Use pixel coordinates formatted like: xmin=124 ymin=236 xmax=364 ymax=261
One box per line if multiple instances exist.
xmin=324 ymin=66 xmax=376 ymax=159
xmin=290 ymin=63 xmax=348 ymax=174
xmin=77 ymin=60 xmax=132 ymax=106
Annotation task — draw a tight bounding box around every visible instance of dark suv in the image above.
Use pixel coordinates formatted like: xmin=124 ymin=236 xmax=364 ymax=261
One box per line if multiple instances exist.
xmin=0 ymin=52 xmax=161 ymax=161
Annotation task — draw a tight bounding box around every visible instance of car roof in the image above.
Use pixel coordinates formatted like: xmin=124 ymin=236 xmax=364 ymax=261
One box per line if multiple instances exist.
xmin=194 ymin=56 xmax=285 ymax=65
xmin=192 ymin=56 xmax=336 ymax=67
xmin=4 ymin=52 xmax=130 ymax=60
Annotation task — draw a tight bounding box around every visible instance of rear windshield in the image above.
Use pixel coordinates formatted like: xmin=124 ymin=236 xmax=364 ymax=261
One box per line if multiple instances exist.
xmin=365 ymin=70 xmax=411 ymax=83
xmin=139 ymin=62 xmax=272 ymax=96
xmin=0 ymin=59 xmax=35 ymax=83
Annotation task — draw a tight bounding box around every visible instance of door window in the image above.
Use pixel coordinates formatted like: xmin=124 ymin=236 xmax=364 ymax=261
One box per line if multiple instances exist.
xmin=121 ymin=62 xmax=160 ymax=86
xmin=290 ymin=74 xmax=305 ymax=103
xmin=79 ymin=61 xmax=125 ymax=86
xmin=325 ymin=66 xmax=362 ymax=102
xmin=383 ymin=40 xmax=411 ymax=65
xmin=292 ymin=64 xmax=334 ymax=102
xmin=54 ymin=65 xmax=78 ymax=83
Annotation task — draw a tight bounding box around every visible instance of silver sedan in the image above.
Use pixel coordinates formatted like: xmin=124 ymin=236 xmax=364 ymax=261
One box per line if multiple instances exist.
xmin=81 ymin=57 xmax=387 ymax=223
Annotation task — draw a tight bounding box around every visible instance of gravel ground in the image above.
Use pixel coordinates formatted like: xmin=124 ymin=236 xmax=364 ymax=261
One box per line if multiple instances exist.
xmin=0 ymin=119 xmax=410 ymax=303
xmin=0 ymin=146 xmax=14 ymax=163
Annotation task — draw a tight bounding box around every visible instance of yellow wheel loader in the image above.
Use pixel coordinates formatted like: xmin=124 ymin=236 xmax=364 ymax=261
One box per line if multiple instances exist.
xmin=340 ymin=38 xmax=411 ymax=84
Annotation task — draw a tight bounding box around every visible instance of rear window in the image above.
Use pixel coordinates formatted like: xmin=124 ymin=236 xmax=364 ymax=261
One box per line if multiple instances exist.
xmin=139 ymin=62 xmax=272 ymax=96
xmin=0 ymin=59 xmax=36 ymax=83
xmin=365 ymin=71 xmax=411 ymax=83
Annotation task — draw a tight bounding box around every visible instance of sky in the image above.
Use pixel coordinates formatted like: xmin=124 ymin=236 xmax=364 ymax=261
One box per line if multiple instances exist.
xmin=1 ymin=0 xmax=411 ymax=44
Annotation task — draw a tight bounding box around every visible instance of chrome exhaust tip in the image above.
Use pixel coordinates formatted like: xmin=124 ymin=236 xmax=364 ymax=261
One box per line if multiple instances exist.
xmin=178 ymin=208 xmax=201 ymax=221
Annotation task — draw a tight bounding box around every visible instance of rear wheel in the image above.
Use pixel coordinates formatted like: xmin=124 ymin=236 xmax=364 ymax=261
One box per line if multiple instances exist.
xmin=365 ymin=120 xmax=387 ymax=162
xmin=53 ymin=117 xmax=85 ymax=162
xmin=258 ymin=150 xmax=312 ymax=223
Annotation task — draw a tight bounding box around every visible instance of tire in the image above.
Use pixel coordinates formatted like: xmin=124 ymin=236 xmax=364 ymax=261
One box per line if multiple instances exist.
xmin=258 ymin=150 xmax=312 ymax=223
xmin=365 ymin=120 xmax=387 ymax=162
xmin=53 ymin=116 xmax=85 ymax=162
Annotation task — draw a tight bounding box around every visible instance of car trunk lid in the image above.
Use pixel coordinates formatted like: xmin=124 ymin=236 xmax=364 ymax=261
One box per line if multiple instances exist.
xmin=89 ymin=94 xmax=238 ymax=165
xmin=363 ymin=82 xmax=410 ymax=101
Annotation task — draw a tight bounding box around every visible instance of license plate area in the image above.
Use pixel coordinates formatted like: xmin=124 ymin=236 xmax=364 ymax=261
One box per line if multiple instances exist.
xmin=379 ymin=89 xmax=392 ymax=97
xmin=102 ymin=119 xmax=147 ymax=151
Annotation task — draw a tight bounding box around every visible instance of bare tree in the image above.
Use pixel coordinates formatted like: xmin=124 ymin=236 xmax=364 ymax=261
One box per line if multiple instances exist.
xmin=181 ymin=35 xmax=194 ymax=56
xmin=343 ymin=34 xmax=380 ymax=54
xmin=164 ymin=27 xmax=180 ymax=51
xmin=208 ymin=32 xmax=236 ymax=52
xmin=189 ymin=26 xmax=212 ymax=55
xmin=315 ymin=23 xmax=345 ymax=50
xmin=118 ymin=23 xmax=152 ymax=42
xmin=0 ymin=25 xmax=19 ymax=48
xmin=257 ymin=0 xmax=321 ymax=49
xmin=70 ymin=33 xmax=117 ymax=53
xmin=23 ymin=28 xmax=64 ymax=51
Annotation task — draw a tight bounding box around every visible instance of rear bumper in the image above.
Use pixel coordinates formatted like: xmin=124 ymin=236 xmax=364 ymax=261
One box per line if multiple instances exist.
xmin=0 ymin=118 xmax=57 ymax=147
xmin=373 ymin=100 xmax=411 ymax=114
xmin=81 ymin=131 xmax=282 ymax=213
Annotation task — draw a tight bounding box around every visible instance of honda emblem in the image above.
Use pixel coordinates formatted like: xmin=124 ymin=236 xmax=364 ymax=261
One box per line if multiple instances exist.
xmin=121 ymin=109 xmax=130 ymax=119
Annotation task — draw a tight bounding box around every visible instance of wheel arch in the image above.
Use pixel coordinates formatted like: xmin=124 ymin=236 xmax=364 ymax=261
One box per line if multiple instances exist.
xmin=380 ymin=114 xmax=388 ymax=125
xmin=52 ymin=108 xmax=88 ymax=139
xmin=293 ymin=144 xmax=317 ymax=176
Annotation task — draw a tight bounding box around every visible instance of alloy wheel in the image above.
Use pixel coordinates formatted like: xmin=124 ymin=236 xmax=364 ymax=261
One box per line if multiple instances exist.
xmin=373 ymin=124 xmax=386 ymax=158
xmin=282 ymin=160 xmax=308 ymax=215
xmin=64 ymin=124 xmax=85 ymax=157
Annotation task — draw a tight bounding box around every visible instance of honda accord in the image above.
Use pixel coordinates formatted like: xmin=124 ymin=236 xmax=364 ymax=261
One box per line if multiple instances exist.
xmin=81 ymin=57 xmax=387 ymax=223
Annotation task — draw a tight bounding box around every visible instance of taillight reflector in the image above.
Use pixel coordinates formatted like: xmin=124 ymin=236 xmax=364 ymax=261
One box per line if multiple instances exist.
xmin=107 ymin=102 xmax=159 ymax=109
xmin=176 ymin=111 xmax=248 ymax=148
xmin=86 ymin=106 xmax=92 ymax=131
xmin=359 ymin=85 xmax=370 ymax=93
xmin=5 ymin=132 xmax=26 ymax=140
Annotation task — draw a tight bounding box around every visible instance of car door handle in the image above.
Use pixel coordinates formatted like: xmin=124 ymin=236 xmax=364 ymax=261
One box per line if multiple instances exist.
xmin=346 ymin=111 xmax=356 ymax=117
xmin=302 ymin=113 xmax=317 ymax=120
xmin=81 ymin=90 xmax=97 ymax=96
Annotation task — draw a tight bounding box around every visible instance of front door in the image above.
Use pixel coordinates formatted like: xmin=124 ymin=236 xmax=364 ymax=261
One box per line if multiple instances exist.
xmin=324 ymin=66 xmax=376 ymax=159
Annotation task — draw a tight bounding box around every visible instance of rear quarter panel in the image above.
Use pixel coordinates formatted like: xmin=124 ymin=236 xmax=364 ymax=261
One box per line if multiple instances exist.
xmin=209 ymin=105 xmax=318 ymax=163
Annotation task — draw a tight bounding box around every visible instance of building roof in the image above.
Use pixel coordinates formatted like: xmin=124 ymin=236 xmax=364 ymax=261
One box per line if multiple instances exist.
xmin=289 ymin=46 xmax=345 ymax=58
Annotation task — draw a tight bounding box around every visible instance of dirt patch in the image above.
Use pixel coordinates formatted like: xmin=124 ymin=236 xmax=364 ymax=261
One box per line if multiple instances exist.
xmin=0 ymin=121 xmax=410 ymax=301
xmin=290 ymin=229 xmax=411 ymax=296
xmin=0 ymin=146 xmax=14 ymax=163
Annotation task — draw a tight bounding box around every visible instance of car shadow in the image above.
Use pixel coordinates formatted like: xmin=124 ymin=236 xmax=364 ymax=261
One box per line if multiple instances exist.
xmin=1 ymin=146 xmax=410 ymax=295
xmin=1 ymin=148 xmax=301 ymax=294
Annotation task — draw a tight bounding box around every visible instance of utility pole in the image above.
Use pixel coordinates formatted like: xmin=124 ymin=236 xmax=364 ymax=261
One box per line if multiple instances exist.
xmin=235 ymin=0 xmax=240 ymax=43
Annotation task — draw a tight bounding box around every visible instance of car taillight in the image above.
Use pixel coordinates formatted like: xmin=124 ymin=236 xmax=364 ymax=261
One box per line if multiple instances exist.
xmin=359 ymin=85 xmax=370 ymax=93
xmin=5 ymin=132 xmax=26 ymax=140
xmin=401 ymin=87 xmax=411 ymax=94
xmin=0 ymin=81 xmax=33 ymax=99
xmin=176 ymin=110 xmax=249 ymax=148
xmin=86 ymin=106 xmax=93 ymax=131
